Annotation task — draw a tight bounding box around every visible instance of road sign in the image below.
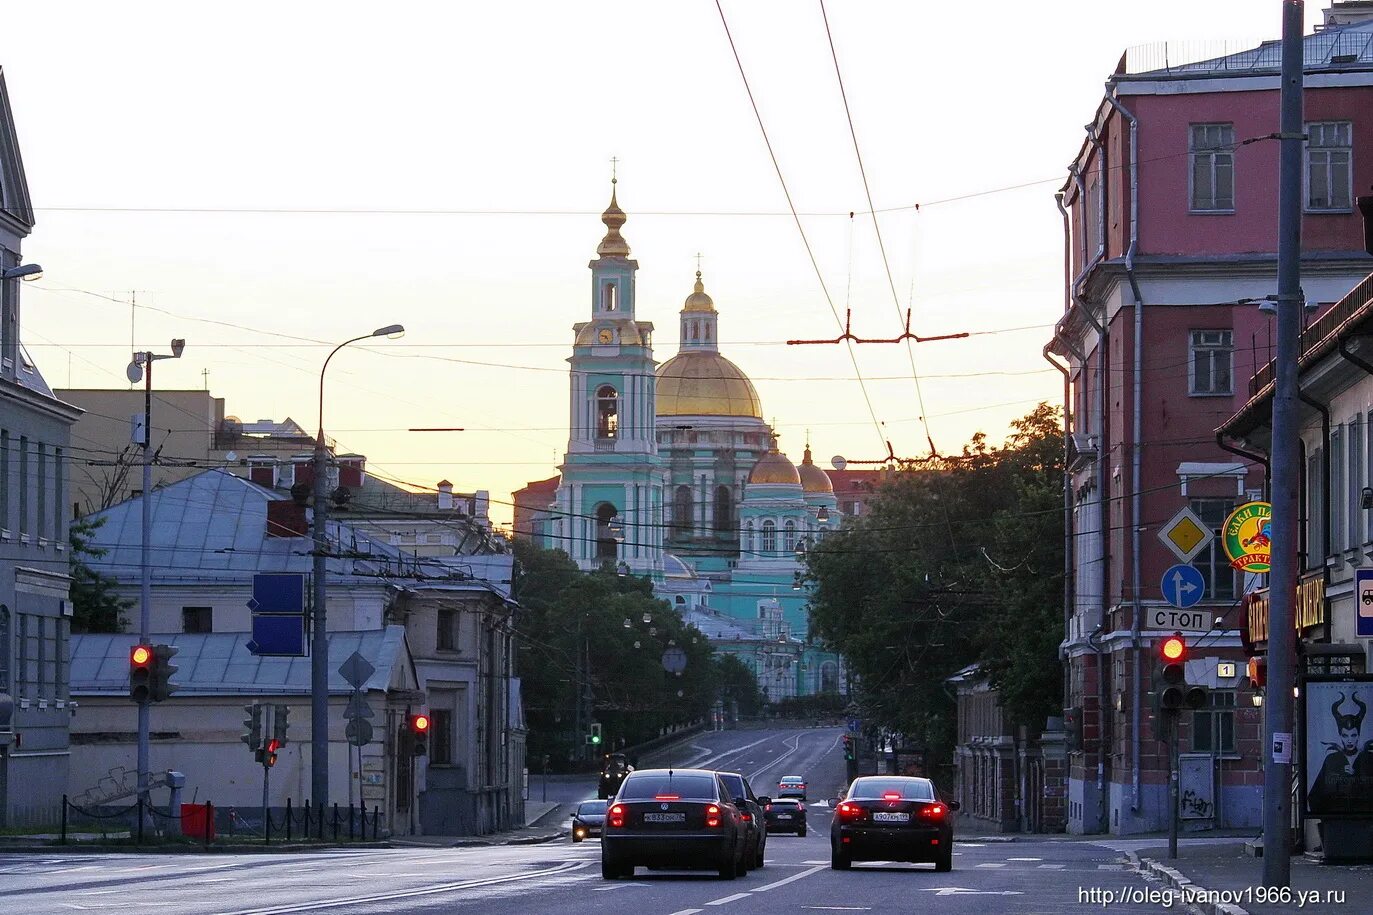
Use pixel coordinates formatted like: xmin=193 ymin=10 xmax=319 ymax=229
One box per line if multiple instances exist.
xmin=847 ymin=717 xmax=861 ymax=734
xmin=249 ymin=573 xmax=306 ymax=613
xmin=345 ymin=718 xmax=374 ymax=747
xmin=1221 ymin=501 xmax=1272 ymax=573
xmin=661 ymin=647 xmax=687 ymax=674
xmin=1357 ymin=569 xmax=1373 ymax=637
xmin=1158 ymin=507 xmax=1214 ymax=563
xmin=246 ymin=614 xmax=306 ymax=657
xmin=343 ymin=692 xmax=374 ymax=720
xmin=1161 ymin=564 xmax=1205 ymax=609
xmin=338 ymin=651 xmax=375 ymax=690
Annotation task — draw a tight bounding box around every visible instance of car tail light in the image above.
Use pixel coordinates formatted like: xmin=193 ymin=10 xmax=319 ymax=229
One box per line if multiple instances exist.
xmin=608 ymin=804 xmax=625 ymax=828
xmin=796 ymin=803 xmax=805 ymax=812
xmin=919 ymin=803 xmax=946 ymax=820
xmin=654 ymin=794 xmax=680 ymax=801
xmin=706 ymin=804 xmax=721 ymax=828
xmin=882 ymin=791 xmax=902 ymax=801
xmin=837 ymin=802 xmax=864 ymax=821
xmin=740 ymin=813 xmax=751 ymax=822
xmin=764 ymin=804 xmax=772 ymax=813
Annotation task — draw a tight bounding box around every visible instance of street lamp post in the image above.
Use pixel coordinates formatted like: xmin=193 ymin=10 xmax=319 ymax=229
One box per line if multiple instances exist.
xmin=310 ymin=324 xmax=404 ymax=812
xmin=125 ymin=338 xmax=185 ymax=815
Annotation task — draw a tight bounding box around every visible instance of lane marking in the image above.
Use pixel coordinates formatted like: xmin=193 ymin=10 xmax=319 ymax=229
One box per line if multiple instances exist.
xmin=802 ymin=859 xmax=828 ymax=865
xmin=975 ymin=862 xmax=1006 ymax=868
xmin=218 ymin=860 xmax=587 ymax=915
xmin=667 ymin=910 xmax=703 ymax=915
xmin=1007 ymin=857 xmax=1042 ymax=861
xmin=705 ymin=892 xmax=752 ymax=906
xmin=752 ymin=863 xmax=826 ymax=892
xmin=1038 ymin=864 xmax=1066 ymax=869
xmin=1097 ymin=864 xmax=1125 ymax=871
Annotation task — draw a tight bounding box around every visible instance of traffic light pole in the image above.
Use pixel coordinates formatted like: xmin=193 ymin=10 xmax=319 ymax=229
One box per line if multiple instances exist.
xmin=1263 ymin=0 xmax=1304 ymax=888
xmin=1168 ymin=711 xmax=1179 ymax=860
xmin=137 ymin=353 xmax=154 ymax=820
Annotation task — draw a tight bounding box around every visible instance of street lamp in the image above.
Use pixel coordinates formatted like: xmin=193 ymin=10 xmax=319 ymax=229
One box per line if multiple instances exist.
xmin=311 ymin=323 xmax=404 ymax=811
xmin=125 ymin=338 xmax=186 ymax=816
xmin=2 ymin=263 xmax=43 ymax=281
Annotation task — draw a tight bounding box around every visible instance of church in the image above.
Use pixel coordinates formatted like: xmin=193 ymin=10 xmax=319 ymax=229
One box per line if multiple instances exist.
xmin=514 ymin=183 xmax=872 ymax=699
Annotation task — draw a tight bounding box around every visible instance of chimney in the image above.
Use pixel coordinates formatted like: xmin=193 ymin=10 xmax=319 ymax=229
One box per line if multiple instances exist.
xmin=474 ymin=490 xmax=490 ymax=528
xmin=277 ymin=460 xmax=295 ymax=488
xmin=1326 ymin=0 xmax=1373 ymax=26
xmin=437 ymin=480 xmax=454 ymax=511
xmin=248 ymin=455 xmax=276 ymax=488
xmin=292 ymin=453 xmax=315 ymax=486
xmin=266 ymin=500 xmax=309 ymax=537
xmin=338 ymin=454 xmax=365 ymax=489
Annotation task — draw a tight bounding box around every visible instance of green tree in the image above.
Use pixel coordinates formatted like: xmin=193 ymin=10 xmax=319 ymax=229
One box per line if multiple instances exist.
xmin=69 ymin=514 xmax=131 ymax=633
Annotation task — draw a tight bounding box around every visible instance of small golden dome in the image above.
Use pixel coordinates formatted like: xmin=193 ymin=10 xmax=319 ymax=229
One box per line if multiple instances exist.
xmin=596 ymin=183 xmax=631 ymax=257
xmin=655 ymin=351 xmax=763 ymax=418
xmin=749 ymin=449 xmax=802 ymax=486
xmin=798 ymin=446 xmax=834 ymax=494
xmin=683 ymin=270 xmax=715 ymax=313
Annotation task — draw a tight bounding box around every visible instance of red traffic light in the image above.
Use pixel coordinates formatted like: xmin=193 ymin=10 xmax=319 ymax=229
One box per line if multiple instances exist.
xmin=131 ymin=645 xmax=153 ymax=666
xmin=1160 ymin=634 xmax=1186 ymax=662
xmin=410 ymin=714 xmax=431 ymax=733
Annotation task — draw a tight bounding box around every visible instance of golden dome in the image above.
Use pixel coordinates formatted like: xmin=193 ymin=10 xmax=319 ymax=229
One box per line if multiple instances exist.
xmin=748 ymin=449 xmax=801 ymax=486
xmin=798 ymin=446 xmax=834 ymax=494
xmin=655 ymin=351 xmax=763 ymax=418
xmin=683 ymin=271 xmax=715 ymax=313
xmin=596 ymin=183 xmax=631 ymax=257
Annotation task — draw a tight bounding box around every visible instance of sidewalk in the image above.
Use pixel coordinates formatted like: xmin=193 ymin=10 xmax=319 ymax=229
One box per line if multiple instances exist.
xmin=393 ymin=802 xmax=572 ymax=849
xmin=1134 ymin=841 xmax=1372 ymax=914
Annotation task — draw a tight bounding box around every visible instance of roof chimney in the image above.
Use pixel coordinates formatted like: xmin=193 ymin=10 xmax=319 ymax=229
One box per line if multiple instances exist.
xmin=338 ymin=454 xmax=365 ymax=489
xmin=266 ymin=500 xmax=309 ymax=537
xmin=248 ymin=455 xmax=276 ymax=488
xmin=1325 ymin=1 xmax=1373 ymax=26
xmin=437 ymin=480 xmax=454 ymax=511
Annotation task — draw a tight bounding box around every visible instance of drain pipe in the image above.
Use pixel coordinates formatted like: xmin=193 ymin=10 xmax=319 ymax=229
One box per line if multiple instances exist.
xmin=1104 ymin=84 xmax=1145 ymax=819
xmin=1045 ymin=342 xmax=1075 ymax=649
xmin=1217 ymin=432 xmax=1271 ymax=494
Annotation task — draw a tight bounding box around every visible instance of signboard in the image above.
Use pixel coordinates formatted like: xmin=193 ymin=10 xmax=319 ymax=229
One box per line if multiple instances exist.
xmin=339 ymin=651 xmax=376 ymax=690
xmin=1357 ymin=569 xmax=1373 ymax=638
xmin=1161 ymin=563 xmax=1205 ymax=609
xmin=245 ymin=614 xmax=305 ymax=657
xmin=1147 ymin=608 xmax=1209 ymax=633
xmin=1158 ymin=507 xmax=1214 ymax=563
xmin=1221 ymin=501 xmax=1272 ymax=573
xmin=1245 ymin=572 xmax=1326 ymax=646
xmin=246 ymin=573 xmax=307 ymax=657
xmin=249 ymin=573 xmax=306 ymax=613
xmin=1303 ymin=676 xmax=1373 ymax=819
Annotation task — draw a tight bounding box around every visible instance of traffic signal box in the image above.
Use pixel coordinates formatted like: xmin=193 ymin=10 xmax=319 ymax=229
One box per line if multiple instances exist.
xmin=408 ymin=713 xmax=430 ymax=757
xmin=256 ymin=738 xmax=281 ymax=768
xmin=242 ymin=703 xmax=264 ymax=751
xmin=151 ymin=644 xmax=179 ymax=702
xmin=129 ymin=645 xmax=154 ymax=703
xmin=589 ymin=722 xmax=603 ymax=746
xmin=1151 ymin=633 xmax=1208 ymax=727
xmin=842 ymin=734 xmax=855 ymax=761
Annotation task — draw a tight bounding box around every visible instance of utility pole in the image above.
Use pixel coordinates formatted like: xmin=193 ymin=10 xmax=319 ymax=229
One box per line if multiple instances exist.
xmin=1263 ymin=0 xmax=1304 ymax=889
xmin=311 ymin=426 xmax=330 ymax=813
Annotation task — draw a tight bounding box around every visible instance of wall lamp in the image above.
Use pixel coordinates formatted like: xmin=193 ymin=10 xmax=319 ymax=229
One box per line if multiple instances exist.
xmin=2 ymin=263 xmax=43 ymax=282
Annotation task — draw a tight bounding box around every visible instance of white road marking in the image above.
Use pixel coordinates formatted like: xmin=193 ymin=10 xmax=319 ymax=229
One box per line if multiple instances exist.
xmin=802 ymin=859 xmax=828 ymax=864
xmin=922 ymin=887 xmax=1023 ymax=897
xmin=975 ymin=862 xmax=1006 ymax=868
xmin=1037 ymin=863 xmax=1066 ymax=869
xmin=1007 ymin=857 xmax=1042 ymax=861
xmin=667 ymin=910 xmax=703 ymax=915
xmin=753 ymin=864 xmax=827 ymax=892
xmin=958 ymin=842 xmax=984 ymax=847
xmin=705 ymin=892 xmax=752 ymax=906
xmin=593 ymin=882 xmax=649 ymax=891
xmin=1097 ymin=864 xmax=1125 ymax=871
xmin=800 ymin=908 xmax=872 ymax=911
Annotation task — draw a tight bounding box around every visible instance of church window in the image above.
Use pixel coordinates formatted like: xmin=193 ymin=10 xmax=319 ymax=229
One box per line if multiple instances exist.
xmin=783 ymin=520 xmax=797 ymax=554
xmin=714 ymin=486 xmax=732 ymax=534
xmin=704 ymin=324 xmax=711 ymax=342
xmin=762 ymin=520 xmax=777 ymax=554
xmin=594 ymin=502 xmax=619 ymax=564
xmin=690 ymin=323 xmax=698 ymax=342
xmin=744 ymin=520 xmax=754 ymax=553
xmin=603 ymin=282 xmax=618 ymax=312
xmin=596 ymin=385 xmax=619 ymax=439
xmin=674 ymin=485 xmax=692 ymax=535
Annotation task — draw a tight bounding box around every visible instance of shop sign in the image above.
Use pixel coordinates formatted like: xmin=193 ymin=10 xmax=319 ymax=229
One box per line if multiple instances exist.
xmin=1244 ymin=571 xmax=1326 ymax=646
xmin=1222 ymin=501 xmax=1272 ymax=573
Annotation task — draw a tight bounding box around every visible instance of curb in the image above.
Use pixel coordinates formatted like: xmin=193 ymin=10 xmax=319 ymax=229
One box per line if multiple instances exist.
xmin=1138 ymin=854 xmax=1250 ymax=915
xmin=0 ymin=841 xmax=393 ymax=855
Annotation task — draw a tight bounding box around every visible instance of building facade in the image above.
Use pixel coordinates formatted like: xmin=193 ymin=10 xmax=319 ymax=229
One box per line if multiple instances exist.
xmin=1048 ymin=7 xmax=1373 ymax=834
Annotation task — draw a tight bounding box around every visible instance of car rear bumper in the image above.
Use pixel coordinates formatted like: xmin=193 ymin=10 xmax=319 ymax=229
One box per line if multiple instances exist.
xmin=765 ymin=817 xmax=806 ymax=831
xmin=603 ymin=832 xmax=734 ymax=865
xmin=835 ymin=825 xmax=950 ymax=859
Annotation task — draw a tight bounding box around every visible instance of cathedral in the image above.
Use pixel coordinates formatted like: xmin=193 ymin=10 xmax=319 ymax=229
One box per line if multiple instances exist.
xmin=518 ymin=183 xmax=856 ymax=699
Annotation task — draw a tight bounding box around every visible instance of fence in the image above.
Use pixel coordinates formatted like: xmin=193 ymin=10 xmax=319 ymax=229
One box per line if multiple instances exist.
xmin=60 ymin=796 xmax=382 ymax=846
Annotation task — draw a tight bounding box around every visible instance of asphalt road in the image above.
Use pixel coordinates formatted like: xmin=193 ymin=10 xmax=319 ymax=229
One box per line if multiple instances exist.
xmin=1 ymin=726 xmax=1180 ymax=915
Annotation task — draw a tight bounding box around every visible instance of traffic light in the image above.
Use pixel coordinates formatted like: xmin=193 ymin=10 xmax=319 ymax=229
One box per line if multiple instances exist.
xmin=408 ymin=713 xmax=430 ymax=756
xmin=273 ymin=704 xmax=289 ymax=745
xmin=150 ymin=644 xmax=179 ymax=702
xmin=589 ymin=722 xmax=603 ymax=746
xmin=1064 ymin=706 xmax=1084 ymax=751
xmin=129 ymin=644 xmax=154 ymax=703
xmin=256 ymin=737 xmax=281 ymax=767
xmin=842 ymin=734 xmax=855 ymax=761
xmin=242 ymin=704 xmax=263 ymax=751
xmin=1152 ymin=633 xmax=1209 ymax=721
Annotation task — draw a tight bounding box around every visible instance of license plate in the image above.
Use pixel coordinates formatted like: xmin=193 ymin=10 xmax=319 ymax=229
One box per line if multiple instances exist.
xmin=872 ymin=811 xmax=910 ymax=823
xmin=775 ymin=814 xmax=792 ymax=820
xmin=643 ymin=812 xmax=685 ymax=823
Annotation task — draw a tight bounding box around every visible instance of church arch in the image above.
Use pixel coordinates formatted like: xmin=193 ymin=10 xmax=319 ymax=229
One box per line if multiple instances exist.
xmin=744 ymin=520 xmax=754 ymax=553
xmin=783 ymin=519 xmax=797 ymax=554
xmin=596 ymin=385 xmax=619 ymax=439
xmin=594 ymin=502 xmax=620 ymax=564
xmin=673 ymin=485 xmax=693 ymax=534
xmin=714 ymin=486 xmax=733 ymax=534
xmin=602 ymin=281 xmax=618 ymax=311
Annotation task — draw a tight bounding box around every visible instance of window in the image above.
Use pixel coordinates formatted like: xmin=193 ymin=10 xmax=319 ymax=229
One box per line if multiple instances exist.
xmin=761 ymin=520 xmax=777 ymax=554
xmin=1306 ymin=121 xmax=1353 ymax=211
xmin=1192 ymin=690 xmax=1237 ymax=754
xmin=714 ymin=485 xmax=732 ymax=534
xmin=430 ymin=708 xmax=453 ymax=765
xmin=54 ymin=446 xmax=64 ymax=541
xmin=0 ymin=605 xmax=9 ymax=691
xmin=1332 ymin=426 xmax=1346 ymax=553
xmin=1349 ymin=417 xmax=1363 ymax=552
xmin=783 ymin=519 xmax=797 ymax=554
xmin=1189 ymin=331 xmax=1234 ymax=396
xmin=596 ymin=385 xmax=619 ymax=439
xmin=1190 ymin=498 xmax=1237 ymax=601
xmin=17 ymin=436 xmax=28 ymax=534
xmin=1 ymin=255 xmax=16 ymax=371
xmin=674 ymin=485 xmax=693 ymax=535
xmin=602 ymin=281 xmax=617 ymax=312
xmin=744 ymin=520 xmax=753 ymax=553
xmin=181 ymin=607 xmax=212 ymax=633
xmin=1 ymin=429 xmax=8 ymax=531
xmin=1190 ymin=123 xmax=1235 ymax=211
xmin=437 ymin=608 xmax=458 ymax=651
xmin=1308 ymin=447 xmax=1326 ymax=563
xmin=36 ymin=443 xmax=46 ymax=540
xmin=594 ymin=502 xmax=619 ymax=563
xmin=1085 ymin=172 xmax=1103 ymax=254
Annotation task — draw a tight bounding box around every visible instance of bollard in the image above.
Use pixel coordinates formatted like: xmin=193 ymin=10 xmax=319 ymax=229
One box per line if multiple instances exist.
xmin=204 ymin=802 xmax=213 ymax=849
xmin=372 ymin=805 xmax=379 ymax=841
xmin=349 ymin=801 xmax=355 ymax=841
xmin=286 ymin=798 xmax=292 ymax=842
xmin=60 ymin=795 xmax=68 ymax=845
xmin=136 ymin=797 xmax=144 ymax=844
xmin=332 ymin=802 xmax=339 ymax=842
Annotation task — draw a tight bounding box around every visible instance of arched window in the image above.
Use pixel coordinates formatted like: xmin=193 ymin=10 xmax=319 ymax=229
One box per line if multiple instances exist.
xmin=820 ymin=661 xmax=839 ymax=694
xmin=0 ymin=605 xmax=9 ymax=691
xmin=704 ymin=324 xmax=711 ymax=342
xmin=675 ymin=596 xmax=686 ymax=606
xmin=690 ymin=322 xmax=698 ymax=341
xmin=673 ymin=485 xmax=692 ymax=535
xmin=603 ymin=282 xmax=618 ymax=311
xmin=594 ymin=502 xmax=619 ymax=563
xmin=714 ymin=485 xmax=732 ymax=533
xmin=761 ymin=520 xmax=777 ymax=554
xmin=783 ymin=519 xmax=797 ymax=554
xmin=744 ymin=520 xmax=754 ymax=553
xmin=596 ymin=385 xmax=619 ymax=439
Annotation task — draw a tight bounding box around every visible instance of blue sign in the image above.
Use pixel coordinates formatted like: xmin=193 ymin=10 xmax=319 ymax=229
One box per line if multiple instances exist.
xmin=1357 ymin=569 xmax=1373 ymax=637
xmin=1162 ymin=564 xmax=1205 ymax=610
xmin=247 ymin=614 xmax=306 ymax=657
xmin=847 ymin=718 xmax=861 ymax=734
xmin=250 ymin=573 xmax=306 ymax=613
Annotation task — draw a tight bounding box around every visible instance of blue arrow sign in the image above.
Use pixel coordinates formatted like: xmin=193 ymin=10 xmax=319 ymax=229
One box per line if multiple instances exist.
xmin=248 ymin=614 xmax=306 ymax=657
xmin=1162 ymin=564 xmax=1205 ymax=610
xmin=251 ymin=573 xmax=305 ymax=614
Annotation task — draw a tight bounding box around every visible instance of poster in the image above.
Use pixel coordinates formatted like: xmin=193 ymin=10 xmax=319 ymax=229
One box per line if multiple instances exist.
xmin=1304 ymin=677 xmax=1373 ymax=818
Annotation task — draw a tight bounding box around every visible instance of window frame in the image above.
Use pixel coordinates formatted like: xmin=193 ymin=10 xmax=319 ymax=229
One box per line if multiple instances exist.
xmin=437 ymin=607 xmax=458 ymax=652
xmin=1190 ymin=497 xmax=1238 ymax=602
xmin=1189 ymin=123 xmax=1236 ymax=213
xmin=1191 ymin=689 xmax=1238 ymax=756
xmin=761 ymin=520 xmax=777 ymax=555
xmin=1188 ymin=330 xmax=1234 ymax=397
xmin=430 ymin=707 xmax=454 ymax=766
xmin=595 ymin=385 xmax=619 ymax=440
xmin=181 ymin=606 xmax=213 ymax=634
xmin=1304 ymin=121 xmax=1354 ymax=213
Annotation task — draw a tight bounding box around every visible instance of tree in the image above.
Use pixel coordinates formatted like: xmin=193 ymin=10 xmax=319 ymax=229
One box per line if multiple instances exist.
xmin=70 ymin=514 xmax=131 ymax=633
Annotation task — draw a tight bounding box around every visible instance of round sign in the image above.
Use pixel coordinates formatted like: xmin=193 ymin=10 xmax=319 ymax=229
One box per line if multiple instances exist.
xmin=661 ymin=647 xmax=687 ymax=674
xmin=1221 ymin=501 xmax=1272 ymax=573
xmin=345 ymin=718 xmax=374 ymax=747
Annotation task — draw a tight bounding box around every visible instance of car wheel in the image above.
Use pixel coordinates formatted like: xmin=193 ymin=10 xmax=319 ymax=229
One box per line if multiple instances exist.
xmin=573 ymin=833 xmax=582 ymax=843
xmin=601 ymin=856 xmax=621 ymax=879
xmin=831 ymin=842 xmax=851 ymax=870
xmin=935 ymin=846 xmax=953 ymax=872
xmin=754 ymin=839 xmax=765 ymax=869
xmin=797 ymin=826 xmax=807 ymax=837
xmin=718 ymin=841 xmax=738 ymax=880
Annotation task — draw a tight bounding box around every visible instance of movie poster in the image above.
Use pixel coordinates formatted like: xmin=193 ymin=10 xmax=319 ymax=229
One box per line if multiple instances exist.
xmin=1304 ymin=677 xmax=1373 ymax=818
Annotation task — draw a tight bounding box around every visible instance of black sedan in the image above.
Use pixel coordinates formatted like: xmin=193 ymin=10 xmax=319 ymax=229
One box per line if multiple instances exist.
xmin=763 ymin=798 xmax=807 ymax=836
xmin=572 ymin=799 xmax=608 ymax=842
xmin=715 ymin=770 xmax=768 ymax=868
xmin=601 ymin=768 xmax=751 ymax=880
xmin=830 ymin=776 xmax=958 ymax=871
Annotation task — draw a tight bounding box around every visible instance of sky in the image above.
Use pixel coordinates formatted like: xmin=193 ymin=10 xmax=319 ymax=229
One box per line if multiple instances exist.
xmin=5 ymin=1 xmax=1330 ymax=528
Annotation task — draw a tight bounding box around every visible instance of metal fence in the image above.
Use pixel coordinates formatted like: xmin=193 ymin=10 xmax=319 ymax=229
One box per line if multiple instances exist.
xmin=59 ymin=796 xmax=382 ymax=846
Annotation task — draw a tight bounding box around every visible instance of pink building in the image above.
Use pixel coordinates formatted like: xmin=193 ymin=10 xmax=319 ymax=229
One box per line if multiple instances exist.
xmin=1047 ymin=3 xmax=1373 ymax=834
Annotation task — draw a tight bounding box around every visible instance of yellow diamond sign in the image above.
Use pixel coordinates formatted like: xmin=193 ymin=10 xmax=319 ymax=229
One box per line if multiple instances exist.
xmin=1159 ymin=506 xmax=1214 ymax=563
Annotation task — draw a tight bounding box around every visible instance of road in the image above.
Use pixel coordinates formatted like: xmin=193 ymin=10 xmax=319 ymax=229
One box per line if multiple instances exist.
xmin=2 ymin=726 xmax=1178 ymax=914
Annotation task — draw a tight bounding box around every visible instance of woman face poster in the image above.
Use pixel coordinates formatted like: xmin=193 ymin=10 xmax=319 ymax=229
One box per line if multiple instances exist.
xmin=1305 ymin=679 xmax=1373 ymax=817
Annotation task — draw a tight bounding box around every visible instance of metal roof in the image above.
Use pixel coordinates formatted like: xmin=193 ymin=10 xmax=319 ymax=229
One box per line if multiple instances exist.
xmin=70 ymin=625 xmax=409 ymax=697
xmin=1123 ymin=19 xmax=1373 ymax=78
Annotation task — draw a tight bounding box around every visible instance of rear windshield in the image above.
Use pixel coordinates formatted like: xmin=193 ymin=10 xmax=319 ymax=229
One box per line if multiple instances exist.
xmin=577 ymin=800 xmax=608 ymax=815
xmin=717 ymin=773 xmax=746 ymax=796
xmin=780 ymin=777 xmax=804 ymax=783
xmin=848 ymin=778 xmax=935 ymax=801
xmin=619 ymin=773 xmax=719 ymax=800
xmin=770 ymin=798 xmax=803 ymax=807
